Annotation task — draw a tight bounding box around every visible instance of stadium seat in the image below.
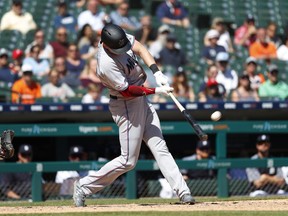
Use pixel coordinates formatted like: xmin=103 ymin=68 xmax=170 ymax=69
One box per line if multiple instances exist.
xmin=0 ymin=30 xmax=23 ymax=50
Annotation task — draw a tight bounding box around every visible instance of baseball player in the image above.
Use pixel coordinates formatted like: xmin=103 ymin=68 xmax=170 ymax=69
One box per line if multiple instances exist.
xmin=73 ymin=23 xmax=195 ymax=206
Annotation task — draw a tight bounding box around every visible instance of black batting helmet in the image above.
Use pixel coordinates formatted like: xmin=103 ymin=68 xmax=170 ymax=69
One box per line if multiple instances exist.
xmin=101 ymin=23 xmax=131 ymax=54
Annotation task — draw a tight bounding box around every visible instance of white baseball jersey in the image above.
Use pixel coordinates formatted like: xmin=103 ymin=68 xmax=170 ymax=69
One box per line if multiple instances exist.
xmin=96 ymin=34 xmax=147 ymax=99
xmin=78 ymin=33 xmax=191 ymax=200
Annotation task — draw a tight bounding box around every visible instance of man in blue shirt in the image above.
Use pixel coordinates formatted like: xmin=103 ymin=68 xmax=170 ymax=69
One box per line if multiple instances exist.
xmin=0 ymin=48 xmax=18 ymax=87
xmin=156 ymin=0 xmax=190 ymax=28
xmin=54 ymin=0 xmax=77 ymax=33
xmin=201 ymin=29 xmax=226 ymax=65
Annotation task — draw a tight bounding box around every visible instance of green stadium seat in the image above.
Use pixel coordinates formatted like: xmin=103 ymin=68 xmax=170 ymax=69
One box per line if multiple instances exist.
xmin=0 ymin=30 xmax=23 ymax=50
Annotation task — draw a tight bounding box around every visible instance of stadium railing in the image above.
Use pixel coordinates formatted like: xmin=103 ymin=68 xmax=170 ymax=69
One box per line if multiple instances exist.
xmin=0 ymin=120 xmax=287 ymax=202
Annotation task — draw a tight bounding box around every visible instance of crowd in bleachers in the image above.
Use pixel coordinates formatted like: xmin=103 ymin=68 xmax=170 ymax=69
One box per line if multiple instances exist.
xmin=0 ymin=0 xmax=288 ymax=104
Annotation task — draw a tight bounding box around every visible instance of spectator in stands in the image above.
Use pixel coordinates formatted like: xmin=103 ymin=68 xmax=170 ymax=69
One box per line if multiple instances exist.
xmin=231 ymin=74 xmax=260 ymax=102
xmin=134 ymin=15 xmax=158 ymax=47
xmin=77 ymin=0 xmax=106 ymax=34
xmin=171 ymin=69 xmax=195 ymax=102
xmin=11 ymin=64 xmax=41 ymax=104
xmin=23 ymin=45 xmax=50 ymax=79
xmin=182 ymin=140 xmax=216 ymax=180
xmin=65 ymin=44 xmax=86 ymax=89
xmin=54 ymin=0 xmax=78 ymax=34
xmin=10 ymin=49 xmax=24 ymax=75
xmin=80 ymin=35 xmax=100 ymax=60
xmin=148 ymin=24 xmax=171 ymax=58
xmin=41 ymin=69 xmax=75 ymax=103
xmin=50 ymin=27 xmax=69 ymax=58
xmin=258 ymin=64 xmax=288 ymax=100
xmin=204 ymin=17 xmax=234 ymax=53
xmin=53 ymin=56 xmax=68 ymax=81
xmin=77 ymin=24 xmax=96 ymax=51
xmin=234 ymin=14 xmax=257 ymax=47
xmin=201 ymin=29 xmax=226 ymax=65
xmin=0 ymin=48 xmax=18 ymax=87
xmin=55 ymin=146 xmax=98 ymax=196
xmin=1 ymin=144 xmax=33 ymax=199
xmin=243 ymin=57 xmax=265 ymax=91
xmin=249 ymin=28 xmax=277 ymax=61
xmin=266 ymin=22 xmax=282 ymax=48
xmin=159 ymin=33 xmax=187 ymax=69
xmin=79 ymin=58 xmax=101 ymax=88
xmin=82 ymin=83 xmax=109 ymax=104
xmin=110 ymin=1 xmax=141 ymax=31
xmin=198 ymin=79 xmax=225 ymax=102
xmin=277 ymin=36 xmax=288 ymax=61
xmin=215 ymin=52 xmax=238 ymax=95
xmin=25 ymin=29 xmax=54 ymax=64
xmin=198 ymin=64 xmax=222 ymax=94
xmin=246 ymin=135 xmax=286 ymax=197
xmin=156 ymin=0 xmax=190 ymax=28
xmin=0 ymin=0 xmax=37 ymax=34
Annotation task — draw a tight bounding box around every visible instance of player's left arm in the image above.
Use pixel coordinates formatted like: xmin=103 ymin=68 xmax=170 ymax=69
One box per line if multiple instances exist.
xmin=132 ymin=40 xmax=169 ymax=87
xmin=132 ymin=40 xmax=156 ymax=68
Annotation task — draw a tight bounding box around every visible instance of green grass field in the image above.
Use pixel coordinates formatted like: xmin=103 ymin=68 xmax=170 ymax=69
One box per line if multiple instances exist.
xmin=0 ymin=197 xmax=287 ymax=216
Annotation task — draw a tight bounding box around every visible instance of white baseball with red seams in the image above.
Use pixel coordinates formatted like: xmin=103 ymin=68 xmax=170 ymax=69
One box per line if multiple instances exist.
xmin=211 ymin=111 xmax=222 ymax=121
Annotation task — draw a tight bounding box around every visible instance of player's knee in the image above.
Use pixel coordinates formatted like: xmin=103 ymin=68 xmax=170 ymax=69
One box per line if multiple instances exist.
xmin=124 ymin=161 xmax=136 ymax=171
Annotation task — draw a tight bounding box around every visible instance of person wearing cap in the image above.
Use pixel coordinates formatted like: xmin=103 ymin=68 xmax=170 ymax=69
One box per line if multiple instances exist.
xmin=156 ymin=0 xmax=190 ymax=28
xmin=231 ymin=74 xmax=259 ymax=102
xmin=11 ymin=64 xmax=41 ymax=104
xmin=159 ymin=33 xmax=187 ymax=69
xmin=110 ymin=1 xmax=141 ymax=31
xmin=258 ymin=64 xmax=288 ymax=100
xmin=148 ymin=24 xmax=171 ymax=58
xmin=10 ymin=49 xmax=24 ymax=75
xmin=277 ymin=35 xmax=288 ymax=61
xmin=215 ymin=52 xmax=238 ymax=95
xmin=243 ymin=57 xmax=265 ymax=91
xmin=201 ymin=29 xmax=226 ymax=65
xmin=24 ymin=29 xmax=54 ymax=64
xmin=234 ymin=14 xmax=257 ymax=47
xmin=54 ymin=0 xmax=78 ymax=34
xmin=77 ymin=0 xmax=106 ymax=34
xmin=249 ymin=28 xmax=277 ymax=60
xmin=55 ymin=146 xmax=97 ymax=196
xmin=0 ymin=0 xmax=37 ymax=34
xmin=204 ymin=17 xmax=234 ymax=53
xmin=246 ymin=135 xmax=286 ymax=197
xmin=1 ymin=144 xmax=33 ymax=199
xmin=0 ymin=48 xmax=18 ymax=87
xmin=135 ymin=15 xmax=158 ymax=47
xmin=198 ymin=78 xmax=225 ymax=102
xmin=181 ymin=140 xmax=216 ymax=180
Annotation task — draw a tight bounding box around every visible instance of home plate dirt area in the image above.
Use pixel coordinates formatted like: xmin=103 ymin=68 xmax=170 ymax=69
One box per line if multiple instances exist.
xmin=0 ymin=199 xmax=288 ymax=214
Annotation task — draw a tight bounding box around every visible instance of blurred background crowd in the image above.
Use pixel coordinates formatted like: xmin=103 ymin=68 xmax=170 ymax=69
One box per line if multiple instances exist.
xmin=0 ymin=0 xmax=288 ymax=104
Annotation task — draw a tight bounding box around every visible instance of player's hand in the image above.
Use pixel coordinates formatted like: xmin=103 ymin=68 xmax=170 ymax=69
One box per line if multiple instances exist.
xmin=155 ymin=86 xmax=174 ymax=96
xmin=154 ymin=71 xmax=169 ymax=86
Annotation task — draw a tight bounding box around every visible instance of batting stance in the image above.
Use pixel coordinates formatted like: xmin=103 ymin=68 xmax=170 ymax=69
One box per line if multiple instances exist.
xmin=73 ymin=24 xmax=195 ymax=206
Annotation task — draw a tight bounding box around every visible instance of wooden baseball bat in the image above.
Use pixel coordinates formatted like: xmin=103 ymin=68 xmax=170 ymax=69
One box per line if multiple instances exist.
xmin=168 ymin=92 xmax=208 ymax=141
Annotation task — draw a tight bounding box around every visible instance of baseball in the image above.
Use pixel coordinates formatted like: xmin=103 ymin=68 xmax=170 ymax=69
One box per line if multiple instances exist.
xmin=211 ymin=111 xmax=222 ymax=121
